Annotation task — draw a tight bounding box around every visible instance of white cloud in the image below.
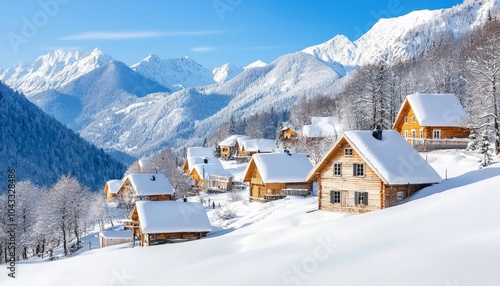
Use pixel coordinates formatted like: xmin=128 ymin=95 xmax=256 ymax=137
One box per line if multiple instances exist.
xmin=60 ymin=30 xmax=229 ymax=40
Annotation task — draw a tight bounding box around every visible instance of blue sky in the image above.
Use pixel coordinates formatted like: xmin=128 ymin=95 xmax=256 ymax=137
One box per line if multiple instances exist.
xmin=1 ymin=0 xmax=464 ymax=70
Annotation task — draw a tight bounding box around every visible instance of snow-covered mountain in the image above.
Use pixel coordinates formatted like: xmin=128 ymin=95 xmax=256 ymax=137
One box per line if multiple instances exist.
xmin=212 ymin=63 xmax=243 ymax=83
xmin=30 ymin=60 xmax=170 ymax=130
xmin=79 ymin=52 xmax=341 ymax=157
xmin=0 ymin=48 xmax=113 ymax=96
xmin=131 ymin=55 xmax=214 ymax=91
xmin=0 ymin=0 xmax=498 ymax=158
xmin=243 ymin=60 xmax=267 ymax=70
xmin=302 ymin=0 xmax=499 ymax=69
xmin=0 ymin=82 xmax=124 ymax=191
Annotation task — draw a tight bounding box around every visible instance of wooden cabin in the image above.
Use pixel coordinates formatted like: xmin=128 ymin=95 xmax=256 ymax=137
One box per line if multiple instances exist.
xmin=190 ymin=163 xmax=233 ymax=191
xmin=306 ymin=129 xmax=442 ymax=213
xmin=103 ymin=179 xmax=122 ymax=202
xmin=183 ymin=147 xmax=217 ymax=174
xmin=238 ymin=139 xmax=276 ymax=157
xmin=99 ymin=230 xmax=133 ymax=248
xmin=243 ymin=152 xmax=313 ymax=202
xmin=281 ymin=127 xmax=298 ymax=142
xmin=116 ymin=173 xmax=174 ymax=205
xmin=219 ymin=135 xmax=250 ymax=160
xmin=393 ymin=93 xmax=469 ymax=145
xmin=129 ymin=201 xmax=211 ymax=246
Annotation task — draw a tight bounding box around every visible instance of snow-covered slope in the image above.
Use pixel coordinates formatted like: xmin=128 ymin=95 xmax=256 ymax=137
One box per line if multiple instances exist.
xmin=131 ymin=55 xmax=214 ymax=90
xmin=244 ymin=60 xmax=267 ymax=70
xmin=3 ymin=152 xmax=500 ymax=286
xmin=0 ymin=48 xmax=113 ymax=96
xmin=212 ymin=63 xmax=243 ymax=83
xmin=302 ymin=0 xmax=499 ymax=68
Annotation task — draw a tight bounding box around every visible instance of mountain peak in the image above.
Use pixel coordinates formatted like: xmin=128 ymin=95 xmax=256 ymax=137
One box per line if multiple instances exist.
xmin=243 ymin=60 xmax=267 ymax=70
xmin=212 ymin=62 xmax=243 ymax=83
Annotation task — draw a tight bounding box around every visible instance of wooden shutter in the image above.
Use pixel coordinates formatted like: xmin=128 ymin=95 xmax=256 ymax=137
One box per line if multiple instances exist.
xmin=354 ymin=191 xmax=359 ymax=205
xmin=362 ymin=192 xmax=369 ymax=205
xmin=353 ymin=164 xmax=357 ymax=176
xmin=330 ymin=191 xmax=335 ymax=204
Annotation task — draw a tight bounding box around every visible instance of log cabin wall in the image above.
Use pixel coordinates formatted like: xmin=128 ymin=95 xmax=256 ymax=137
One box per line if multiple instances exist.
xmin=317 ymin=140 xmax=384 ymax=213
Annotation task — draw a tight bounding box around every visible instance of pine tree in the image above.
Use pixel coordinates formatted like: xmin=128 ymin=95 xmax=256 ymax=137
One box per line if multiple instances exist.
xmin=479 ymin=130 xmax=492 ymax=168
xmin=466 ymin=130 xmax=478 ymax=151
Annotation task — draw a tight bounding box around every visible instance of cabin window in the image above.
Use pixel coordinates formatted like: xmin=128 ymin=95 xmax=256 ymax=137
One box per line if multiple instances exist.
xmin=344 ymin=148 xmax=353 ymax=156
xmin=333 ymin=163 xmax=342 ymax=176
xmin=397 ymin=191 xmax=405 ymax=201
xmin=404 ymin=116 xmax=408 ymax=124
xmin=330 ymin=191 xmax=341 ymax=204
xmin=404 ymin=130 xmax=408 ymax=139
xmin=420 ymin=128 xmax=423 ymax=138
xmin=353 ymin=163 xmax=365 ymax=176
xmin=433 ymin=129 xmax=441 ymax=139
xmin=355 ymin=192 xmax=369 ymax=205
xmin=411 ymin=130 xmax=416 ymax=138
xmin=412 ymin=116 xmax=416 ymax=123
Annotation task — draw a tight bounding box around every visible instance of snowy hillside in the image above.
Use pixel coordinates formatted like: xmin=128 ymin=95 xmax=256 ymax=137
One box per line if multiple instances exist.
xmin=0 ymin=82 xmax=124 ymax=191
xmin=131 ymin=55 xmax=215 ymax=91
xmin=0 ymin=48 xmax=113 ymax=96
xmin=244 ymin=60 xmax=267 ymax=70
xmin=3 ymin=151 xmax=499 ymax=285
xmin=302 ymin=0 xmax=499 ymax=67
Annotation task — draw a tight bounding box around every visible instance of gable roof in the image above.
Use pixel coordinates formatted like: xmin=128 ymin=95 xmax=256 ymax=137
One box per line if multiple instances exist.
xmin=135 ymin=201 xmax=212 ymax=234
xmin=243 ymin=153 xmax=313 ymax=183
xmin=307 ymin=130 xmax=442 ymax=185
xmin=191 ymin=162 xmax=233 ymax=179
xmin=240 ymin=139 xmax=276 ymax=152
xmin=395 ymin=93 xmax=467 ymax=127
xmin=219 ymin=135 xmax=250 ymax=147
xmin=186 ymin=147 xmax=217 ymax=172
xmin=120 ymin=173 xmax=174 ymax=196
xmin=104 ymin=179 xmax=122 ymax=195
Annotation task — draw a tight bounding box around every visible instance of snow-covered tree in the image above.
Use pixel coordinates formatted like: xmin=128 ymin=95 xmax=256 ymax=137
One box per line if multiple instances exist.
xmin=479 ymin=130 xmax=493 ymax=168
xmin=467 ymin=130 xmax=479 ymax=151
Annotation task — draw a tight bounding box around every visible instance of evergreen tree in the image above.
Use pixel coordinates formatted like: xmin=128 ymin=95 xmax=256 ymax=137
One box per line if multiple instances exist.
xmin=479 ymin=130 xmax=492 ymax=168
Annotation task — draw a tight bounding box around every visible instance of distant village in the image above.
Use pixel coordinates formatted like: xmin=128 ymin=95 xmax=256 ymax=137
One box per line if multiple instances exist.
xmin=102 ymin=93 xmax=471 ymax=247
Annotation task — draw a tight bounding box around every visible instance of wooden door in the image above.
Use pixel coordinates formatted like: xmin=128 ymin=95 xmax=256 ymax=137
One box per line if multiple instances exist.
xmin=341 ymin=190 xmax=348 ymax=207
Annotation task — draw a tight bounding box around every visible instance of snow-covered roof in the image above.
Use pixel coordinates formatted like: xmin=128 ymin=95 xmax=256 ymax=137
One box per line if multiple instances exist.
xmin=245 ymin=153 xmax=313 ymax=183
xmin=403 ymin=93 xmax=467 ymax=127
xmin=99 ymin=230 xmax=133 ymax=239
xmin=240 ymin=139 xmax=276 ymax=153
xmin=219 ymin=135 xmax=250 ymax=147
xmin=121 ymin=173 xmax=174 ymax=196
xmin=303 ymin=122 xmax=337 ymax=138
xmin=303 ymin=116 xmax=339 ymax=138
xmin=310 ymin=130 xmax=442 ymax=185
xmin=192 ymin=162 xmax=233 ymax=179
xmin=186 ymin=147 xmax=217 ymax=172
xmin=135 ymin=201 xmax=212 ymax=234
xmin=105 ymin=179 xmax=122 ymax=194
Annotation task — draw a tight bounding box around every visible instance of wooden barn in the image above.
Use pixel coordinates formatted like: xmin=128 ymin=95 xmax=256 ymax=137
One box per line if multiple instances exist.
xmin=393 ymin=93 xmax=469 ymax=150
xmin=103 ymin=179 xmax=122 ymax=202
xmin=243 ymin=152 xmax=313 ymax=202
xmin=306 ymin=129 xmax=442 ymax=213
xmin=99 ymin=230 xmax=133 ymax=248
xmin=116 ymin=173 xmax=174 ymax=205
xmin=219 ymin=135 xmax=250 ymax=160
xmin=128 ymin=201 xmax=211 ymax=246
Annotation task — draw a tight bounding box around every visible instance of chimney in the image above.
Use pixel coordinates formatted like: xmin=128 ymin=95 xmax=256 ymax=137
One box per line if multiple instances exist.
xmin=372 ymin=125 xmax=383 ymax=140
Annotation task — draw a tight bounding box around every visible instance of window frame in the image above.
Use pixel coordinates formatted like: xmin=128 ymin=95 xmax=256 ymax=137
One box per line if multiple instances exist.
xmin=404 ymin=116 xmax=408 ymax=124
xmin=344 ymin=148 xmax=353 ymax=156
xmin=397 ymin=191 xmax=405 ymax=202
xmin=355 ymin=191 xmax=369 ymax=206
xmin=412 ymin=116 xmax=416 ymax=123
xmin=353 ymin=163 xmax=365 ymax=177
xmin=433 ymin=129 xmax=441 ymax=139
xmin=404 ymin=130 xmax=408 ymax=139
xmin=330 ymin=190 xmax=341 ymax=204
xmin=333 ymin=163 xmax=342 ymax=176
xmin=411 ymin=129 xmax=416 ymax=139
